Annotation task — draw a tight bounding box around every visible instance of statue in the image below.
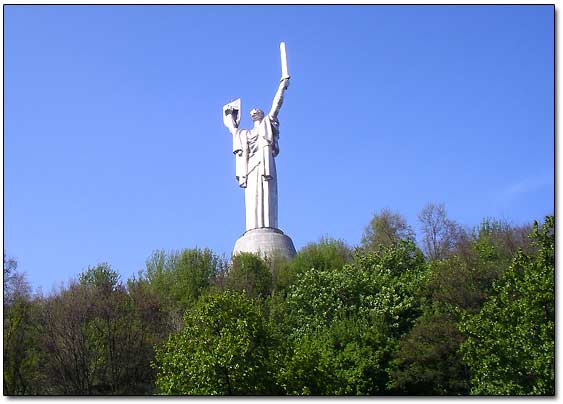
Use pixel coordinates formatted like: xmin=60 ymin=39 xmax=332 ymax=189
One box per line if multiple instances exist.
xmin=223 ymin=42 xmax=296 ymax=259
xmin=223 ymin=78 xmax=289 ymax=230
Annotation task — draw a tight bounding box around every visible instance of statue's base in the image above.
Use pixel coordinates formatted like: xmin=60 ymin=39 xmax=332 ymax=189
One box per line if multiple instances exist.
xmin=233 ymin=227 xmax=296 ymax=261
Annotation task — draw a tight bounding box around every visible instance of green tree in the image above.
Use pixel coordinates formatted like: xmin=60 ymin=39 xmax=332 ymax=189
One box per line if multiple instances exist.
xmin=473 ymin=218 xmax=534 ymax=262
xmin=388 ymin=218 xmax=539 ymax=396
xmin=425 ymin=257 xmax=490 ymax=314
xmin=280 ymin=240 xmax=428 ymax=394
xmin=280 ymin=313 xmax=395 ymax=395
xmin=264 ymin=237 xmax=352 ymax=298
xmin=291 ymin=237 xmax=352 ymax=273
xmin=361 ymin=209 xmax=415 ymax=251
xmin=154 ymin=291 xmax=280 ymax=395
xmin=388 ymin=308 xmax=469 ymax=395
xmin=285 ymin=241 xmax=425 ymax=335
xmin=425 ymin=218 xmax=535 ymax=315
xmin=3 ymin=254 xmax=44 ymax=395
xmin=40 ymin=263 xmax=163 ymax=394
xmin=142 ymin=248 xmax=225 ymax=330
xmin=460 ymin=216 xmax=554 ymax=395
xmin=224 ymin=253 xmax=272 ymax=298
xmin=125 ymin=276 xmax=169 ymax=393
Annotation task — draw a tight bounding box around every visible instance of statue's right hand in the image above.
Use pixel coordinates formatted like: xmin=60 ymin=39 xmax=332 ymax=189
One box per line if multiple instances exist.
xmin=280 ymin=77 xmax=290 ymax=90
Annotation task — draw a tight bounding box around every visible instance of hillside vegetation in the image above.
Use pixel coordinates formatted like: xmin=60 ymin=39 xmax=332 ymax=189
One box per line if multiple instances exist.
xmin=4 ymin=205 xmax=554 ymax=395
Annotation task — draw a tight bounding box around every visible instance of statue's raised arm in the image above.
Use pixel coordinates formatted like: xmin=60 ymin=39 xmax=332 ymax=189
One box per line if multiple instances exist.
xmin=269 ymin=42 xmax=290 ymax=120
xmin=268 ymin=78 xmax=289 ymax=120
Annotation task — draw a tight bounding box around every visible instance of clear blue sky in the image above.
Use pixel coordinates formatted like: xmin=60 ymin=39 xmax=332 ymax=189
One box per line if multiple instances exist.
xmin=5 ymin=5 xmax=554 ymax=291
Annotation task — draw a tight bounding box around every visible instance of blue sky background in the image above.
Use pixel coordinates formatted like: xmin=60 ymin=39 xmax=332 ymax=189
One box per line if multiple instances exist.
xmin=5 ymin=5 xmax=554 ymax=291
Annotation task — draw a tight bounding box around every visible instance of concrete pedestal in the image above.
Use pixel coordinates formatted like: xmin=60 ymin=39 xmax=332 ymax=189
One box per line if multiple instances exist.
xmin=233 ymin=227 xmax=296 ymax=261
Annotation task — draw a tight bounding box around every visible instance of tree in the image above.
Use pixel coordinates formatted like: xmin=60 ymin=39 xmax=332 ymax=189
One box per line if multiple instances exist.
xmin=279 ymin=313 xmax=395 ymax=395
xmin=224 ymin=253 xmax=273 ymax=298
xmin=473 ymin=218 xmax=534 ymax=261
xmin=388 ymin=308 xmax=469 ymax=395
xmin=286 ymin=240 xmax=427 ymax=337
xmin=388 ymin=220 xmax=539 ymax=396
xmin=460 ymin=216 xmax=554 ymax=395
xmin=125 ymin=276 xmax=169 ymax=393
xmin=40 ymin=281 xmax=93 ymax=394
xmin=142 ymin=248 xmax=226 ymax=331
xmin=40 ymin=263 xmax=163 ymax=394
xmin=361 ymin=209 xmax=415 ymax=251
xmin=277 ymin=237 xmax=352 ymax=294
xmin=281 ymin=240 xmax=428 ymax=394
xmin=154 ymin=291 xmax=281 ymax=395
xmin=425 ymin=256 xmax=493 ymax=314
xmin=3 ymin=254 xmax=43 ymax=395
xmin=4 ymin=252 xmax=19 ymax=302
xmin=418 ymin=203 xmax=462 ymax=260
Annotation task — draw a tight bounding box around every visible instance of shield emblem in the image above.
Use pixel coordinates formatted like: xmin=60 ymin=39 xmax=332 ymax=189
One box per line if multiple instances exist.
xmin=223 ymin=98 xmax=241 ymax=128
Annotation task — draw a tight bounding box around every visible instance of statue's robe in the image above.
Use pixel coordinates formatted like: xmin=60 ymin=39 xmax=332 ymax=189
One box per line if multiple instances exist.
xmin=232 ymin=115 xmax=280 ymax=231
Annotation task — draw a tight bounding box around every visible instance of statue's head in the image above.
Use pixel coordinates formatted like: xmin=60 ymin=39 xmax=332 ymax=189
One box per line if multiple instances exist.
xmin=250 ymin=108 xmax=265 ymax=122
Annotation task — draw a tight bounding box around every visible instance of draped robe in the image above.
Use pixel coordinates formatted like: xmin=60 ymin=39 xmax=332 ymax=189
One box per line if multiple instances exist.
xmin=232 ymin=115 xmax=280 ymax=231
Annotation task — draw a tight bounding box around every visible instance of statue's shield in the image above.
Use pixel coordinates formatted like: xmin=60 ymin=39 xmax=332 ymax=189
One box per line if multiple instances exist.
xmin=223 ymin=98 xmax=241 ymax=128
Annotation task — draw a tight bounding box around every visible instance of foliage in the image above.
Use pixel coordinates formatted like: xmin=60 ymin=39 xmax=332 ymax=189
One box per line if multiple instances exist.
xmin=280 ymin=314 xmax=395 ymax=395
xmin=225 ymin=253 xmax=273 ymax=298
xmin=4 ymin=252 xmax=26 ymax=305
xmin=424 ymin=218 xmax=533 ymax=315
xmin=388 ymin=307 xmax=469 ymax=395
xmin=40 ymin=263 xmax=163 ymax=394
xmin=142 ymin=248 xmax=226 ymax=330
xmin=287 ymin=240 xmax=427 ymax=334
xmin=265 ymin=237 xmax=353 ymax=296
xmin=360 ymin=209 xmax=415 ymax=251
xmin=460 ymin=216 xmax=554 ymax=395
xmin=425 ymin=255 xmax=495 ymax=314
xmin=154 ymin=291 xmax=280 ymax=395
xmin=144 ymin=248 xmax=224 ymax=306
xmin=473 ymin=218 xmax=534 ymax=261
xmin=281 ymin=240 xmax=428 ymax=395
xmin=3 ymin=254 xmax=43 ymax=395
xmin=2 ymin=211 xmax=553 ymax=396
xmin=79 ymin=263 xmax=120 ymax=291
xmin=391 ymin=217 xmax=541 ymax=396
xmin=290 ymin=236 xmax=352 ymax=275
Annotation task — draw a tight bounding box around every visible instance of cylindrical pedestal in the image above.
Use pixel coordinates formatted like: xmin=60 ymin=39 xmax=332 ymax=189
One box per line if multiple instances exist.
xmin=233 ymin=227 xmax=296 ymax=261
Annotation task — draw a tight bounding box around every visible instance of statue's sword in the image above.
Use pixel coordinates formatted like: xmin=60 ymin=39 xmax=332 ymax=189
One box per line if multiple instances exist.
xmin=280 ymin=42 xmax=290 ymax=80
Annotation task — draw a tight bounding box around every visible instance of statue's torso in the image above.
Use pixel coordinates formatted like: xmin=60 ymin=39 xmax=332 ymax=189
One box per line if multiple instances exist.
xmin=246 ymin=127 xmax=260 ymax=159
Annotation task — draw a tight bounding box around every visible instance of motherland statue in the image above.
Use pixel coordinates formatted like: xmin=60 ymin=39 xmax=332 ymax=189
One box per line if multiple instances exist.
xmin=223 ymin=42 xmax=296 ymax=260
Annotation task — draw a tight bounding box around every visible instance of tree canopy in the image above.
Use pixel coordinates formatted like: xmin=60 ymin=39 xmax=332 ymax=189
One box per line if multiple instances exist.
xmin=3 ymin=213 xmax=554 ymax=396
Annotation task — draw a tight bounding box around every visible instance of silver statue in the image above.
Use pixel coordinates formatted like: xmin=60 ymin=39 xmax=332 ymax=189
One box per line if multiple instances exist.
xmin=223 ymin=43 xmax=290 ymax=232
